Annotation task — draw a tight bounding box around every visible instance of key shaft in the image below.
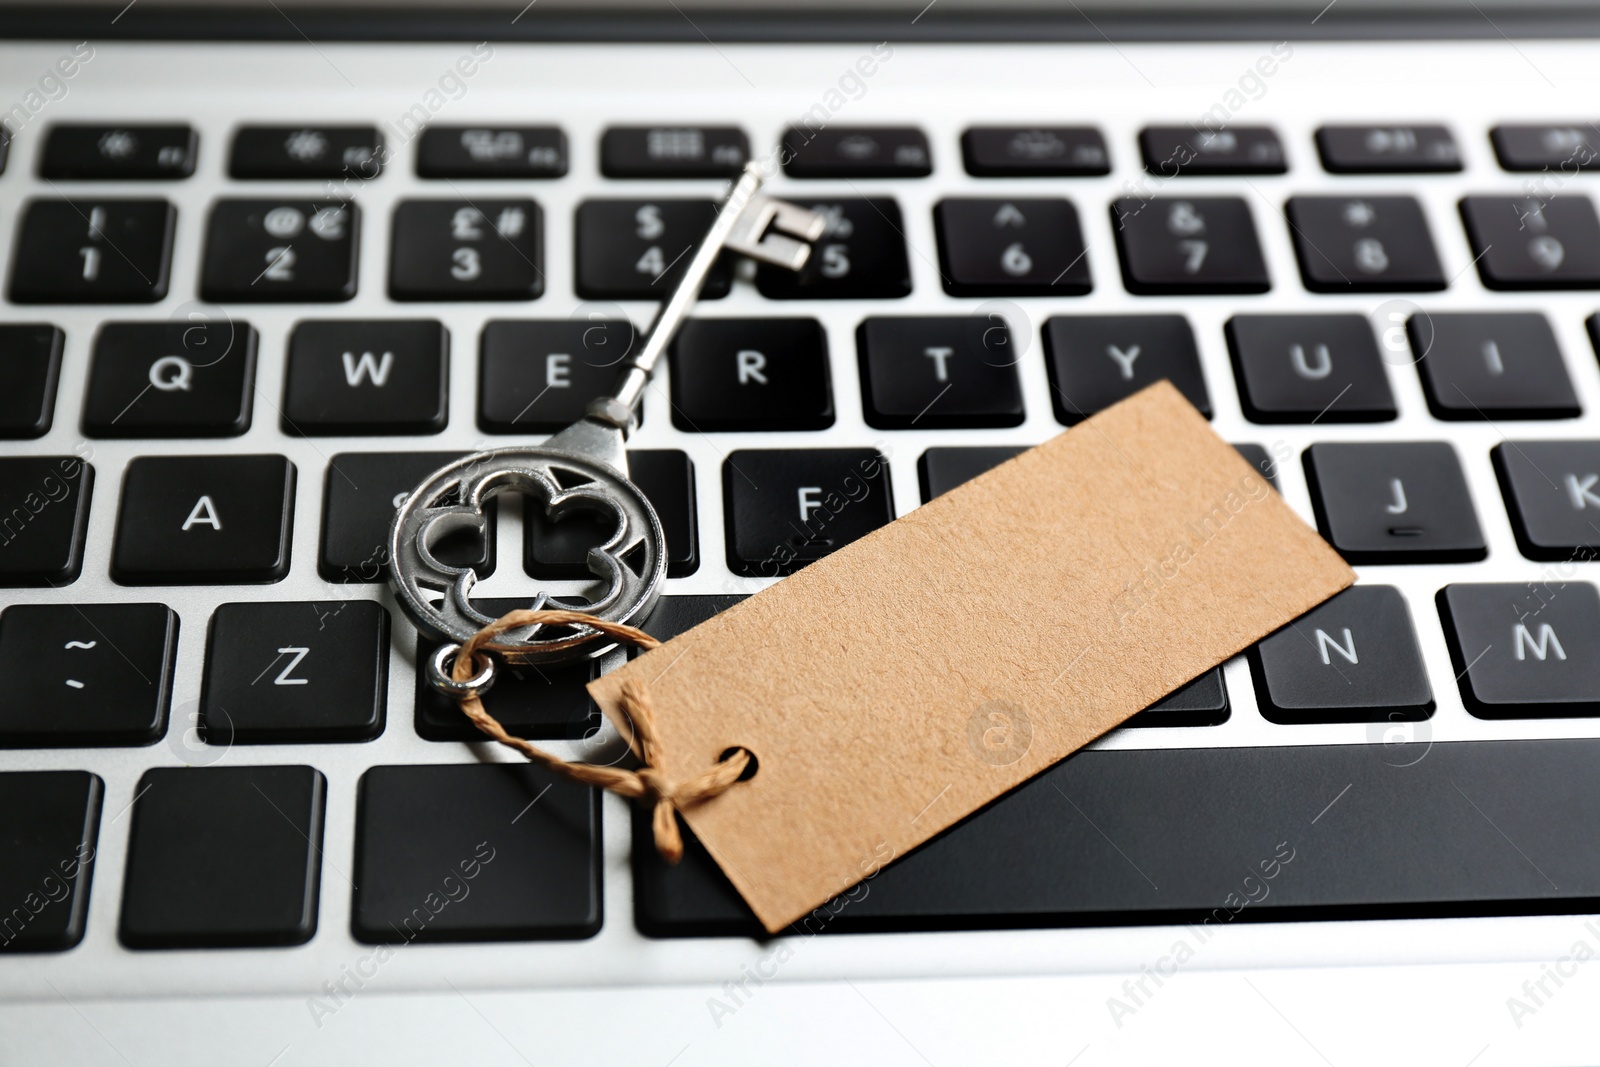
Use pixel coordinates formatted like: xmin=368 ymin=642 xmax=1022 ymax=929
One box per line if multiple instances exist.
xmin=591 ymin=162 xmax=824 ymax=427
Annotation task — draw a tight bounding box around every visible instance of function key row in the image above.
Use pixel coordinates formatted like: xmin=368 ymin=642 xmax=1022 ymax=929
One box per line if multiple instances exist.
xmin=1 ymin=309 xmax=1589 ymax=443
xmin=16 ymin=121 xmax=1600 ymax=181
xmin=14 ymin=192 xmax=1600 ymax=305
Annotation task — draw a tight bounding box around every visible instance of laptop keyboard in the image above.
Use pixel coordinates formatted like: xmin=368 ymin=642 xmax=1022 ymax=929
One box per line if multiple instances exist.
xmin=4 ymin=40 xmax=1600 ymax=998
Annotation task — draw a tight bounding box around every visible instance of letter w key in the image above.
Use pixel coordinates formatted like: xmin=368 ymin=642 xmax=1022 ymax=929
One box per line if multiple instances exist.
xmin=342 ymin=350 xmax=394 ymax=387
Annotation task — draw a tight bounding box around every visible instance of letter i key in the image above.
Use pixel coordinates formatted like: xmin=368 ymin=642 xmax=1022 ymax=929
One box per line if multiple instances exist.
xmin=391 ymin=163 xmax=826 ymax=688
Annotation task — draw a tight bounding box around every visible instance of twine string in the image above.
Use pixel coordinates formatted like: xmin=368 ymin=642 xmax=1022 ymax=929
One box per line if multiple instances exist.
xmin=450 ymin=608 xmax=750 ymax=863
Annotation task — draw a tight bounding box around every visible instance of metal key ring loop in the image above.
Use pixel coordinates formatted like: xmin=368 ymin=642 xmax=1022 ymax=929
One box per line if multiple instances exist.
xmin=428 ymin=644 xmax=497 ymax=698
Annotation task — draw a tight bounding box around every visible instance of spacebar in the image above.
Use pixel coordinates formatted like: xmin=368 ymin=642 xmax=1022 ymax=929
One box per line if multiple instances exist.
xmin=633 ymin=739 xmax=1600 ymax=936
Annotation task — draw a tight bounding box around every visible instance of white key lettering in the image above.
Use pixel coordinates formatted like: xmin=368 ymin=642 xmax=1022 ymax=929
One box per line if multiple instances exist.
xmin=1315 ymin=627 xmax=1358 ymax=666
xmin=736 ymin=349 xmax=768 ymax=385
xmin=1107 ymin=344 xmax=1141 ymax=381
xmin=182 ymin=495 xmax=222 ymax=531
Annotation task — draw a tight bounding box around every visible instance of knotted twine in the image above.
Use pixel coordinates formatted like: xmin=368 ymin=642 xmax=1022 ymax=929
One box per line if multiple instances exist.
xmin=449 ymin=608 xmax=751 ymax=863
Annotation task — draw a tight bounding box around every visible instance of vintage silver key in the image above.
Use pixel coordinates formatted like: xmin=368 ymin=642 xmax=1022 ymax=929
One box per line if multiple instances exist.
xmin=391 ymin=162 xmax=825 ymax=691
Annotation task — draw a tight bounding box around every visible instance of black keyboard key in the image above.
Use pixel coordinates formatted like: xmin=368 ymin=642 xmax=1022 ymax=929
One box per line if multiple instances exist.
xmin=322 ymin=452 xmax=493 ymax=583
xmin=1111 ymin=197 xmax=1269 ymax=294
xmin=961 ymin=126 xmax=1109 ymax=177
xmin=1233 ymin=443 xmax=1282 ymax=490
xmin=1304 ymin=442 xmax=1486 ymax=563
xmin=782 ymin=126 xmax=930 ymax=178
xmin=283 ymin=320 xmax=447 ymax=435
xmin=200 ymin=199 xmax=359 ymax=303
xmin=0 ymin=603 xmax=176 ymax=746
xmin=83 ymin=320 xmax=256 ymax=438
xmin=0 ymin=324 xmax=63 ymax=438
xmin=756 ymin=198 xmax=911 ymax=300
xmin=9 ymin=198 xmax=174 ymax=304
xmin=415 ymin=597 xmax=596 ymax=741
xmin=1227 ymin=315 xmax=1397 ymax=423
xmin=353 ymin=764 xmax=600 ymax=943
xmin=1441 ymin=583 xmax=1600 ymax=717
xmin=1139 ymin=125 xmax=1286 ymax=176
xmin=1285 ymin=196 xmax=1445 ymax=292
xmin=638 ymin=594 xmax=746 ymax=644
xmin=723 ymin=449 xmax=893 ymax=577
xmin=934 ymin=198 xmax=1091 ymax=297
xmin=113 ymin=455 xmax=295 ymax=584
xmin=40 ymin=124 xmax=197 ymax=180
xmin=0 ymin=456 xmax=93 ymax=586
xmin=417 ymin=125 xmax=567 ymax=178
xmin=526 ymin=449 xmax=697 ymax=580
xmin=1315 ymin=125 xmax=1461 ymax=173
xmin=230 ymin=125 xmax=382 ymax=180
xmin=918 ymin=446 xmax=1027 ymax=502
xmin=479 ymin=318 xmax=639 ymax=433
xmin=600 ymin=125 xmax=747 ymax=178
xmin=119 ymin=765 xmax=325 ymax=948
xmin=1129 ymin=669 xmax=1231 ymax=728
xmin=857 ymin=317 xmax=1024 ymax=429
xmin=1490 ymin=124 xmax=1600 ymax=171
xmin=638 ymin=738 xmax=1600 ymax=935
xmin=201 ymin=601 xmax=388 ymax=744
xmin=1250 ymin=585 xmax=1433 ymax=724
xmin=669 ymin=318 xmax=833 ymax=432
xmin=0 ymin=770 xmax=101 ymax=951
xmin=1044 ymin=314 xmax=1210 ymax=424
xmin=1492 ymin=441 xmax=1600 ymax=561
xmin=1460 ymin=196 xmax=1600 ymax=290
xmin=575 ymin=199 xmax=731 ymax=301
xmin=1411 ymin=312 xmax=1578 ymax=420
xmin=389 ymin=199 xmax=543 ymax=301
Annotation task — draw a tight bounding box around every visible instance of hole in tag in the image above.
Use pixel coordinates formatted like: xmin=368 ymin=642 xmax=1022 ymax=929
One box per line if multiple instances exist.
xmin=718 ymin=746 xmax=760 ymax=782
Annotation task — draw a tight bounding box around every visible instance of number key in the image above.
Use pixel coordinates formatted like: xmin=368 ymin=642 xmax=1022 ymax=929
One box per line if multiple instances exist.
xmin=756 ymin=198 xmax=911 ymax=300
xmin=9 ymin=198 xmax=175 ymax=304
xmin=389 ymin=199 xmax=542 ymax=301
xmin=1111 ymin=197 xmax=1269 ymax=294
xmin=1285 ymin=196 xmax=1445 ymax=292
xmin=934 ymin=198 xmax=1091 ymax=297
xmin=1459 ymin=196 xmax=1600 ymax=289
xmin=200 ymin=200 xmax=359 ymax=302
xmin=574 ymin=199 xmax=730 ymax=301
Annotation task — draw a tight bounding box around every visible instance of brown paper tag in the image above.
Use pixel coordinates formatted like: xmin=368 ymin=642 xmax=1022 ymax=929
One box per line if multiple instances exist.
xmin=589 ymin=382 xmax=1354 ymax=933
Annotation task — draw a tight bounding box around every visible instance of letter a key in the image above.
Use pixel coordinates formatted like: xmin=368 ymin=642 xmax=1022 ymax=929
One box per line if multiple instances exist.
xmin=391 ymin=163 xmax=825 ymax=689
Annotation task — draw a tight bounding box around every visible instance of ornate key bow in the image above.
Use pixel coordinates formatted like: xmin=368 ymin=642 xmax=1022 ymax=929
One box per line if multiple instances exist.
xmin=390 ymin=163 xmax=825 ymax=694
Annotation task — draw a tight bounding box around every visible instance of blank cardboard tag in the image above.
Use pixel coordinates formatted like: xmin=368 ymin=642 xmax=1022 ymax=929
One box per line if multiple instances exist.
xmin=589 ymin=382 xmax=1354 ymax=933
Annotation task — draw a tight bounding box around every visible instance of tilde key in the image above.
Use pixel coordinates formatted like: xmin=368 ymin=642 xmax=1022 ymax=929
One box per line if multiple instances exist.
xmin=390 ymin=163 xmax=824 ymax=687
